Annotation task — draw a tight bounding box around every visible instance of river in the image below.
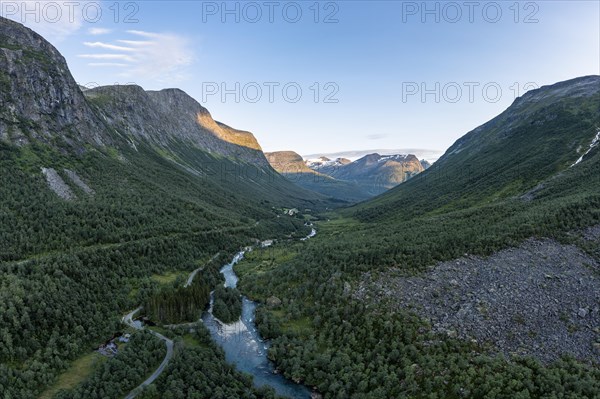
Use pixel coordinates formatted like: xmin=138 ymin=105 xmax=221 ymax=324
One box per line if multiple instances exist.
xmin=201 ymin=235 xmax=314 ymax=398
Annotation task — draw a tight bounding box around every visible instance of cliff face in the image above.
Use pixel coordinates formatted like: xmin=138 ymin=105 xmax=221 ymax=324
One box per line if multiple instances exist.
xmin=85 ymin=86 xmax=268 ymax=166
xmin=0 ymin=16 xmax=269 ymax=166
xmin=0 ymin=17 xmax=107 ymax=148
xmin=265 ymin=151 xmax=315 ymax=174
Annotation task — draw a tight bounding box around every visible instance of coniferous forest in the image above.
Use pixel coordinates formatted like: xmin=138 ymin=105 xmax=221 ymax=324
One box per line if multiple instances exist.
xmin=1 ymin=12 xmax=599 ymax=399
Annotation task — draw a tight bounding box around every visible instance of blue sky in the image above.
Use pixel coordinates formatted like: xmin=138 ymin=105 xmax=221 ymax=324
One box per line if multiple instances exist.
xmin=4 ymin=1 xmax=599 ymax=160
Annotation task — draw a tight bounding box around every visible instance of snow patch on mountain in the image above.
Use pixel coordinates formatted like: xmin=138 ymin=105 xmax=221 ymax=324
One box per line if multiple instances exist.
xmin=377 ymin=154 xmax=409 ymax=163
xmin=306 ymin=157 xmax=348 ymax=168
xmin=571 ymin=130 xmax=600 ymax=167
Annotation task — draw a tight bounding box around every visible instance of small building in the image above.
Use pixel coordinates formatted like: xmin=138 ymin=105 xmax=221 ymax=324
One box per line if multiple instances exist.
xmin=119 ymin=333 xmax=131 ymax=343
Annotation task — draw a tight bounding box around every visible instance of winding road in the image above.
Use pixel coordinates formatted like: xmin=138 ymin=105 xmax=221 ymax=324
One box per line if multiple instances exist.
xmin=185 ymin=252 xmax=220 ymax=287
xmin=122 ymin=308 xmax=174 ymax=399
xmin=120 ymin=226 xmax=316 ymax=398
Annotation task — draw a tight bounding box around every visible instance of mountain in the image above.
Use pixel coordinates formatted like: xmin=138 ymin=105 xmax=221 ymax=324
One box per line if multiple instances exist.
xmin=303 ymin=148 xmax=443 ymax=163
xmin=308 ymin=152 xmax=425 ymax=194
xmin=84 ymin=85 xmax=268 ymax=166
xmin=265 ymin=151 xmax=367 ymax=203
xmin=266 ymin=150 xmax=427 ymax=202
xmin=0 ymin=16 xmax=332 ymax=398
xmin=266 ymin=150 xmax=315 ymax=174
xmin=305 ymin=156 xmax=352 ymax=169
xmin=355 ymin=75 xmax=600 ymax=221
xmin=238 ymin=76 xmax=600 ymax=398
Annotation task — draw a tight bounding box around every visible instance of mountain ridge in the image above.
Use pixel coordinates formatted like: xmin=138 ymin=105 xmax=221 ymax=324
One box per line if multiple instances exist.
xmin=0 ymin=15 xmax=271 ymax=168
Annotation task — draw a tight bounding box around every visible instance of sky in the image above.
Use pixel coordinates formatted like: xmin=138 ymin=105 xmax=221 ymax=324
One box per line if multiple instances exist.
xmin=3 ymin=1 xmax=599 ymax=160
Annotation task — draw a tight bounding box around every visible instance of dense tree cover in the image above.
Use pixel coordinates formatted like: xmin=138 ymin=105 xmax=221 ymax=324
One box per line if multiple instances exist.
xmin=137 ymin=325 xmax=282 ymax=399
xmin=236 ymin=146 xmax=600 ymax=397
xmin=144 ymin=275 xmax=211 ymax=325
xmin=212 ymin=286 xmax=243 ymax=323
xmin=0 ymin=141 xmax=312 ymax=398
xmin=52 ymin=331 xmax=165 ymax=399
xmin=254 ymin=306 xmax=283 ymax=340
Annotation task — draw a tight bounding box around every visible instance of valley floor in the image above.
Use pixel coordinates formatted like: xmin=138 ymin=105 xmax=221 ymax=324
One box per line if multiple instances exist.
xmin=355 ymin=235 xmax=600 ymax=364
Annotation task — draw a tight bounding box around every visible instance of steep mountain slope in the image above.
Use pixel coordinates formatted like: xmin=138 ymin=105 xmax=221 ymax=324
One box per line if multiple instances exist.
xmin=236 ymin=76 xmax=600 ymax=398
xmin=84 ymin=85 xmax=268 ymax=166
xmin=355 ymin=75 xmax=600 ymax=221
xmin=266 ymin=151 xmax=368 ymax=203
xmin=310 ymin=152 xmax=425 ymax=195
xmin=0 ymin=18 xmax=107 ymax=147
xmin=266 ymin=151 xmax=316 ymax=174
xmin=266 ymin=150 xmax=427 ymax=202
xmin=0 ymin=16 xmax=329 ymax=399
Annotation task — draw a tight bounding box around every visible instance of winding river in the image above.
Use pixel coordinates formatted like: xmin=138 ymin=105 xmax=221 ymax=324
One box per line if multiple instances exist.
xmin=201 ymin=229 xmax=316 ymax=398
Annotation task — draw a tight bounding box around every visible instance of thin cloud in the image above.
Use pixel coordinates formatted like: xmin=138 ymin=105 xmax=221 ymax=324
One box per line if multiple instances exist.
xmin=4 ymin=0 xmax=89 ymax=42
xmin=84 ymin=42 xmax=136 ymax=52
xmin=88 ymin=28 xmax=112 ymax=35
xmin=88 ymin=63 xmax=129 ymax=67
xmin=117 ymin=40 xmax=154 ymax=46
xmin=79 ymin=30 xmax=194 ymax=84
xmin=78 ymin=54 xmax=136 ymax=62
xmin=367 ymin=134 xmax=388 ymax=140
xmin=125 ymin=30 xmax=163 ymax=39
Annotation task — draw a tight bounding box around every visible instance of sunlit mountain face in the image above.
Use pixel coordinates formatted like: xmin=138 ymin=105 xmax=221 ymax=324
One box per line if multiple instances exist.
xmin=1 ymin=2 xmax=599 ymax=398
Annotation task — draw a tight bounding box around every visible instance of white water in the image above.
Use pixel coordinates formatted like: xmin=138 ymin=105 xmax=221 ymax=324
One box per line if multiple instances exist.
xmin=201 ymin=228 xmax=317 ymax=398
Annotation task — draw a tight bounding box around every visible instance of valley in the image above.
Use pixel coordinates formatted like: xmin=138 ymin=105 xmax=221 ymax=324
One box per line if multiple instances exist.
xmin=266 ymin=151 xmax=430 ymax=202
xmin=1 ymin=12 xmax=599 ymax=399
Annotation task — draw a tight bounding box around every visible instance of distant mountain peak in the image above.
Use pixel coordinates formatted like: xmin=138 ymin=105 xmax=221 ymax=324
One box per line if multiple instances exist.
xmin=265 ymin=149 xmax=427 ymax=201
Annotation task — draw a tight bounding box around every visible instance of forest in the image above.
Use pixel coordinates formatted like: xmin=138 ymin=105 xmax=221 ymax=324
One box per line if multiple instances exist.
xmin=212 ymin=286 xmax=243 ymax=324
xmin=136 ymin=325 xmax=283 ymax=399
xmin=234 ymin=134 xmax=600 ymax=398
xmin=0 ymin=140 xmax=310 ymax=399
xmin=1 ymin=73 xmax=598 ymax=398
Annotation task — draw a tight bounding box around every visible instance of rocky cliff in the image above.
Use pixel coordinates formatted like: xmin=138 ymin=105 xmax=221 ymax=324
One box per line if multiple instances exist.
xmin=266 ymin=151 xmax=315 ymax=174
xmin=85 ymin=85 xmax=268 ymax=166
xmin=0 ymin=17 xmax=107 ymax=148
xmin=0 ymin=16 xmax=269 ymax=166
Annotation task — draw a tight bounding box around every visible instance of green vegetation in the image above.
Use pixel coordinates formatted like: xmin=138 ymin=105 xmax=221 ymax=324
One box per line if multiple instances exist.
xmin=137 ymin=326 xmax=282 ymax=399
xmin=144 ymin=275 xmax=211 ymax=325
xmin=212 ymin=286 xmax=243 ymax=323
xmin=52 ymin=331 xmax=165 ymax=399
xmin=0 ymin=138 xmax=314 ymax=399
xmin=1 ymin=39 xmax=598 ymax=399
xmin=233 ymin=88 xmax=600 ymax=398
xmin=38 ymin=352 xmax=105 ymax=399
xmin=150 ymin=271 xmax=186 ymax=286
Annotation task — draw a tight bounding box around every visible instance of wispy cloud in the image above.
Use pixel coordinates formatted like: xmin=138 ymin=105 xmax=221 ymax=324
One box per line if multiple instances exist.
xmin=78 ymin=53 xmax=136 ymax=62
xmin=117 ymin=40 xmax=154 ymax=46
xmin=88 ymin=28 xmax=112 ymax=36
xmin=88 ymin=63 xmax=129 ymax=68
xmin=3 ymin=0 xmax=90 ymax=42
xmin=125 ymin=30 xmax=163 ymax=39
xmin=78 ymin=30 xmax=194 ymax=84
xmin=84 ymin=42 xmax=136 ymax=52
